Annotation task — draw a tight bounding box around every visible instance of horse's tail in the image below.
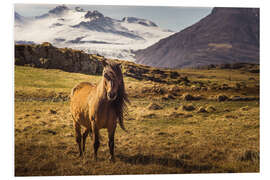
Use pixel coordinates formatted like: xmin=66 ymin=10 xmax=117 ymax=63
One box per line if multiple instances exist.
xmin=70 ymin=84 xmax=79 ymax=98
xmin=70 ymin=87 xmax=75 ymax=98
xmin=118 ymin=117 xmax=128 ymax=133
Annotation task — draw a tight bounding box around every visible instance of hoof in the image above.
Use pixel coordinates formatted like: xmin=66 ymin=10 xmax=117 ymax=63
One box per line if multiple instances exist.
xmin=109 ymin=157 xmax=115 ymax=163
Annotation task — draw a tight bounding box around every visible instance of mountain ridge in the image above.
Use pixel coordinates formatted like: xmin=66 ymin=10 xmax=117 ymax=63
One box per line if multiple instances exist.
xmin=135 ymin=7 xmax=259 ymax=68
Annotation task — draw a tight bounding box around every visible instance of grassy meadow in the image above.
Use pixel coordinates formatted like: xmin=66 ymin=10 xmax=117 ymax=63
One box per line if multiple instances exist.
xmin=14 ymin=64 xmax=259 ymax=176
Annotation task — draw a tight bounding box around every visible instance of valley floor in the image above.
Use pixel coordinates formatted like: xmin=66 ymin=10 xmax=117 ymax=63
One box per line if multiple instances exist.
xmin=14 ymin=65 xmax=259 ymax=175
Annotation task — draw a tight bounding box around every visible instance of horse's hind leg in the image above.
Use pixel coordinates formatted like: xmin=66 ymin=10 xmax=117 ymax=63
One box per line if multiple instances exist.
xmin=92 ymin=125 xmax=100 ymax=161
xmin=74 ymin=122 xmax=82 ymax=157
xmin=107 ymin=125 xmax=116 ymax=162
xmin=82 ymin=128 xmax=90 ymax=153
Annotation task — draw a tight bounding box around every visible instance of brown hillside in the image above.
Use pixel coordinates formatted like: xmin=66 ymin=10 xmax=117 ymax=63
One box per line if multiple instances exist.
xmin=135 ymin=7 xmax=259 ymax=68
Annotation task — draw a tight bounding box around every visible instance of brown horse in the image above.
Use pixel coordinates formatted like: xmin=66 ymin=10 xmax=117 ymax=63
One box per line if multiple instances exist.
xmin=70 ymin=59 xmax=129 ymax=162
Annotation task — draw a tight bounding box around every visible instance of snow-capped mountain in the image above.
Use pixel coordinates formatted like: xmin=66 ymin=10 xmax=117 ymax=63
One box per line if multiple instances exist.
xmin=15 ymin=12 xmax=23 ymax=22
xmin=14 ymin=12 xmax=31 ymax=26
xmin=14 ymin=5 xmax=174 ymax=61
xmin=121 ymin=17 xmax=158 ymax=27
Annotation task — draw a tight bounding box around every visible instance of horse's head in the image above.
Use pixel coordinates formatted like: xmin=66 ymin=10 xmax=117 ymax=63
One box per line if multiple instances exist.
xmin=101 ymin=59 xmax=122 ymax=101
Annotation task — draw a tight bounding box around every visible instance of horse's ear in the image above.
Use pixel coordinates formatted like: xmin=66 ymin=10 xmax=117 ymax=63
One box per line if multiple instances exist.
xmin=101 ymin=59 xmax=108 ymax=67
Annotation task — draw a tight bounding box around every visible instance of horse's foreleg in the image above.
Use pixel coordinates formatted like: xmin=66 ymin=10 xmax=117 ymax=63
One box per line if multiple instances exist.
xmin=108 ymin=125 xmax=116 ymax=162
xmin=74 ymin=122 xmax=82 ymax=157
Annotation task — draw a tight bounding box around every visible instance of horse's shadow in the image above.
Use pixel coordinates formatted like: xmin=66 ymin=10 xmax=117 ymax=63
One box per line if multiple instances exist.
xmin=116 ymin=153 xmax=215 ymax=173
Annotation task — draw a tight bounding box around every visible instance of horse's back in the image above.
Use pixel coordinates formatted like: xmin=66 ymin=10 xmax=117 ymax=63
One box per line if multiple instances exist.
xmin=70 ymin=82 xmax=96 ymax=127
xmin=71 ymin=82 xmax=95 ymax=96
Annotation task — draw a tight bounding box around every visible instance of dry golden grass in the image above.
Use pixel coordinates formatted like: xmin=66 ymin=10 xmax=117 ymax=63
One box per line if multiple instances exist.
xmin=14 ymin=65 xmax=259 ymax=176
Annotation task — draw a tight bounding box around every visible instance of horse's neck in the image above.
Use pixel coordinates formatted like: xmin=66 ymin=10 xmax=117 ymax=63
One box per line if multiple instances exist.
xmin=95 ymin=78 xmax=108 ymax=104
xmin=89 ymin=79 xmax=109 ymax=116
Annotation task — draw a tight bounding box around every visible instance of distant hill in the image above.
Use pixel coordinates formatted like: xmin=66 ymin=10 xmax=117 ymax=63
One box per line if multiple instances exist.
xmin=135 ymin=7 xmax=259 ymax=68
xmin=14 ymin=42 xmax=189 ymax=84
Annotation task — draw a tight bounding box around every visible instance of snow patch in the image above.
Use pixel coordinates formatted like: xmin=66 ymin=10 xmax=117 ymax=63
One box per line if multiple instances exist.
xmin=14 ymin=5 xmax=174 ymax=61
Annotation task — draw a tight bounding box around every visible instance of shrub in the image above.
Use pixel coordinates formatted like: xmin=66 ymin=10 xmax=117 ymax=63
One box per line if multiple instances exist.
xmin=206 ymin=106 xmax=216 ymax=112
xmin=197 ymin=107 xmax=208 ymax=113
xmin=181 ymin=104 xmax=196 ymax=111
xmin=216 ymin=94 xmax=228 ymax=102
xmin=147 ymin=103 xmax=163 ymax=110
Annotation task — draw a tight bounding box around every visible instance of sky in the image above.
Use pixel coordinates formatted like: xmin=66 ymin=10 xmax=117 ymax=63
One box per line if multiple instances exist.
xmin=14 ymin=4 xmax=212 ymax=32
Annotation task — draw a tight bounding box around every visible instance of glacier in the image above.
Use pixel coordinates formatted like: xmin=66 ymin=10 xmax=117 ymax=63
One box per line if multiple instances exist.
xmin=14 ymin=5 xmax=174 ymax=61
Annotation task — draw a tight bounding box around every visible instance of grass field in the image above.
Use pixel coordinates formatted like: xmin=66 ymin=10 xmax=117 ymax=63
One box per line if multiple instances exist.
xmin=14 ymin=65 xmax=259 ymax=176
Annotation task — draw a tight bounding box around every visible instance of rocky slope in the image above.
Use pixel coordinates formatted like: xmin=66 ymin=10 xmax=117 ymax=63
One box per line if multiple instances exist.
xmin=15 ymin=42 xmax=190 ymax=85
xmin=15 ymin=42 xmax=103 ymax=75
xmin=135 ymin=7 xmax=259 ymax=68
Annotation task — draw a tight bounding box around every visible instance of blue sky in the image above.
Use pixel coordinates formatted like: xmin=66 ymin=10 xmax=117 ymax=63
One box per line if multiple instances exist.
xmin=14 ymin=4 xmax=212 ymax=32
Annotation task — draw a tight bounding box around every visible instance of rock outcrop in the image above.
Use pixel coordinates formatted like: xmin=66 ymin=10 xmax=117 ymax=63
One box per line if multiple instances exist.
xmin=15 ymin=42 xmax=103 ymax=75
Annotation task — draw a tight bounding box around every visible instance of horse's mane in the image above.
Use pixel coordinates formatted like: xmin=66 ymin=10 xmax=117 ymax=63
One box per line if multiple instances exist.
xmin=107 ymin=62 xmax=130 ymax=132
